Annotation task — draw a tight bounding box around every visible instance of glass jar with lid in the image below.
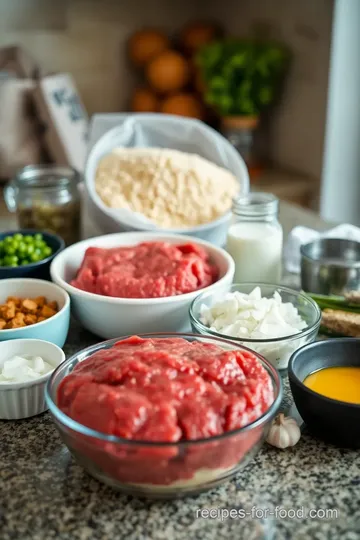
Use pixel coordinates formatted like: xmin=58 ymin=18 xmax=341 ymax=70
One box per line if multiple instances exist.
xmin=226 ymin=192 xmax=283 ymax=283
xmin=4 ymin=165 xmax=81 ymax=246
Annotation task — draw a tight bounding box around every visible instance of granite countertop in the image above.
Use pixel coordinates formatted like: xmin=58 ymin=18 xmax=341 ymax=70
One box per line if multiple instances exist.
xmin=1 ymin=200 xmax=360 ymax=540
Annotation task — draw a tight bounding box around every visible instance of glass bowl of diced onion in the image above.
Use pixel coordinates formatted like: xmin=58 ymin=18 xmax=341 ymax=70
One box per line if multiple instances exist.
xmin=189 ymin=283 xmax=321 ymax=370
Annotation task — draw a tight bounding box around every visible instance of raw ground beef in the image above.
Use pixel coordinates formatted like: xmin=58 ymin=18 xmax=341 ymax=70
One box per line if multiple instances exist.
xmin=58 ymin=336 xmax=275 ymax=486
xmin=70 ymin=242 xmax=218 ymax=298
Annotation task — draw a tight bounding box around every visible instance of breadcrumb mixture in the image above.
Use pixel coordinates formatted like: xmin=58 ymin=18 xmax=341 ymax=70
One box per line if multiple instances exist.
xmin=95 ymin=148 xmax=239 ymax=229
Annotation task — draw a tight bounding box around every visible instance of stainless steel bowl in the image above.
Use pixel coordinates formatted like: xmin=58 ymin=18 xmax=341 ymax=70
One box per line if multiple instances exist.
xmin=300 ymin=238 xmax=360 ymax=295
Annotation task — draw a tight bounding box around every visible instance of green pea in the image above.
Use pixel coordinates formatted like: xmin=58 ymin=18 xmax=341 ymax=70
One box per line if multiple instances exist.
xmin=34 ymin=233 xmax=43 ymax=241
xmin=17 ymin=243 xmax=27 ymax=255
xmin=10 ymin=255 xmax=18 ymax=265
xmin=11 ymin=240 xmax=19 ymax=250
xmin=21 ymin=259 xmax=30 ymax=266
xmin=4 ymin=245 xmax=16 ymax=255
xmin=43 ymin=246 xmax=52 ymax=257
xmin=26 ymin=245 xmax=35 ymax=255
xmin=3 ymin=256 xmax=12 ymax=266
xmin=13 ymin=233 xmax=23 ymax=241
xmin=4 ymin=236 xmax=13 ymax=244
xmin=34 ymin=240 xmax=45 ymax=250
xmin=24 ymin=235 xmax=34 ymax=244
xmin=30 ymin=252 xmax=41 ymax=263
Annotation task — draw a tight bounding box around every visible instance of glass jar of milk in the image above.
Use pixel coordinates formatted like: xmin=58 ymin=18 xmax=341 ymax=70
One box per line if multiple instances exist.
xmin=226 ymin=193 xmax=283 ymax=283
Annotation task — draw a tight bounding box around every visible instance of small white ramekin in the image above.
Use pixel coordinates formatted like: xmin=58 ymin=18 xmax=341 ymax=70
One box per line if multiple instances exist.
xmin=0 ymin=339 xmax=66 ymax=420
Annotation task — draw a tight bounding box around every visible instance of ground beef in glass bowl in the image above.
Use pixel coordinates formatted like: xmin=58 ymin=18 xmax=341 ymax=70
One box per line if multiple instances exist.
xmin=46 ymin=333 xmax=282 ymax=499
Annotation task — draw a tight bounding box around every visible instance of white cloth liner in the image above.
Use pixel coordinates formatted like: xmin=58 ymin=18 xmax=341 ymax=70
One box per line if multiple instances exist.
xmin=284 ymin=223 xmax=360 ymax=273
xmin=85 ymin=113 xmax=249 ymax=232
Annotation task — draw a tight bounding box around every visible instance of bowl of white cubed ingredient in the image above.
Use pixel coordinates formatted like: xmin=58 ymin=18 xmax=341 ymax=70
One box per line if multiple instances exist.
xmin=190 ymin=284 xmax=321 ymax=370
xmin=0 ymin=338 xmax=65 ymax=419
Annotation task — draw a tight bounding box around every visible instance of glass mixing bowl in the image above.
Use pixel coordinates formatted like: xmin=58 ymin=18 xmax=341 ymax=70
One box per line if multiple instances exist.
xmin=190 ymin=284 xmax=321 ymax=370
xmin=45 ymin=333 xmax=282 ymax=499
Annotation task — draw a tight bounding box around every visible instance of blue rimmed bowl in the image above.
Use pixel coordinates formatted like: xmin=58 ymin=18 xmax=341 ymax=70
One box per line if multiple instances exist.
xmin=0 ymin=278 xmax=70 ymax=347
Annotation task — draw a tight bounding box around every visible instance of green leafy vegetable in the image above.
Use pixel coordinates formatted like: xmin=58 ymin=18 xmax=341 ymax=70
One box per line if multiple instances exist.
xmin=196 ymin=39 xmax=290 ymax=116
xmin=305 ymin=292 xmax=360 ymax=314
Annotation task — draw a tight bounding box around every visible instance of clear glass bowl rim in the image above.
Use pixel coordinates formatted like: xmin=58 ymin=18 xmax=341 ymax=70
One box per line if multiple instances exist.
xmin=45 ymin=332 xmax=283 ymax=448
xmin=190 ymin=282 xmax=322 ymax=344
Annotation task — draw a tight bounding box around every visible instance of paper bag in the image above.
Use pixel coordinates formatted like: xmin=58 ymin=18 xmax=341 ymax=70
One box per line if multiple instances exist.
xmin=0 ymin=46 xmax=43 ymax=180
xmin=33 ymin=73 xmax=89 ymax=173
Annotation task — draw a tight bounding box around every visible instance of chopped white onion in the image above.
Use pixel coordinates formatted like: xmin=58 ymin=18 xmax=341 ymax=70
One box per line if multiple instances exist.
xmin=199 ymin=287 xmax=308 ymax=369
xmin=200 ymin=287 xmax=306 ymax=340
xmin=0 ymin=354 xmax=53 ymax=383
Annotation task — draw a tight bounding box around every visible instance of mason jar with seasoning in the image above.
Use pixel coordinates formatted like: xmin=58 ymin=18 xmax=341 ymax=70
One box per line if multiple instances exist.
xmin=226 ymin=192 xmax=283 ymax=283
xmin=4 ymin=165 xmax=81 ymax=246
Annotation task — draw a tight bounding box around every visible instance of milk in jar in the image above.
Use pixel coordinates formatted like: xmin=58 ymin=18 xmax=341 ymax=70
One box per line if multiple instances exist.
xmin=226 ymin=193 xmax=283 ymax=283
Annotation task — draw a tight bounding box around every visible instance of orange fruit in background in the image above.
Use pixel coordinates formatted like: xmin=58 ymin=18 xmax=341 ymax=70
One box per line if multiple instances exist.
xmin=146 ymin=51 xmax=190 ymax=94
xmin=128 ymin=29 xmax=170 ymax=67
xmin=131 ymin=87 xmax=159 ymax=112
xmin=160 ymin=93 xmax=204 ymax=120
xmin=179 ymin=22 xmax=221 ymax=56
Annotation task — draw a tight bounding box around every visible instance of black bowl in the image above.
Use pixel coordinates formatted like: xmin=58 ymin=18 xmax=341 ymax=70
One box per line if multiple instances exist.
xmin=0 ymin=229 xmax=65 ymax=281
xmin=289 ymin=339 xmax=360 ymax=448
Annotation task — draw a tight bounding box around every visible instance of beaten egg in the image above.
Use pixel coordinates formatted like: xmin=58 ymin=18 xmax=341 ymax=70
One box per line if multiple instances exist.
xmin=304 ymin=366 xmax=360 ymax=404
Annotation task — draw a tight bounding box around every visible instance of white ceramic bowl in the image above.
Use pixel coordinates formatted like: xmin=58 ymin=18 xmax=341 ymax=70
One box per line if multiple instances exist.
xmin=50 ymin=232 xmax=235 ymax=338
xmin=0 ymin=338 xmax=66 ymax=420
xmin=84 ymin=115 xmax=250 ymax=246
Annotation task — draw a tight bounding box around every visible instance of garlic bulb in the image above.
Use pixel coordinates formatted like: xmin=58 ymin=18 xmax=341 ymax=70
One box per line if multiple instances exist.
xmin=266 ymin=413 xmax=301 ymax=449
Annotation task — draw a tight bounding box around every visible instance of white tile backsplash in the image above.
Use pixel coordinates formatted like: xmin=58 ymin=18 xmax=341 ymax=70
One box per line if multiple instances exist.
xmin=0 ymin=0 xmax=334 ymax=180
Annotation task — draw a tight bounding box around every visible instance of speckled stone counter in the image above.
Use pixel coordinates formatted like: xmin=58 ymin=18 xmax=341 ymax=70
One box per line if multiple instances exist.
xmin=1 ymin=322 xmax=360 ymax=540
xmin=1 ymin=202 xmax=360 ymax=540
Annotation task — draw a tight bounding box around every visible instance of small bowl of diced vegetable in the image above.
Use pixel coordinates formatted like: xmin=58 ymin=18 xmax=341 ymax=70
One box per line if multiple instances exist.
xmin=0 ymin=338 xmax=66 ymax=419
xmin=190 ymin=283 xmax=322 ymax=370
xmin=0 ymin=230 xmax=65 ymax=280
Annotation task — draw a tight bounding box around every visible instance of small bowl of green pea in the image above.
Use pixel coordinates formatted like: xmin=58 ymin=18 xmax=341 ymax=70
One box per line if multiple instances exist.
xmin=0 ymin=230 xmax=65 ymax=280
